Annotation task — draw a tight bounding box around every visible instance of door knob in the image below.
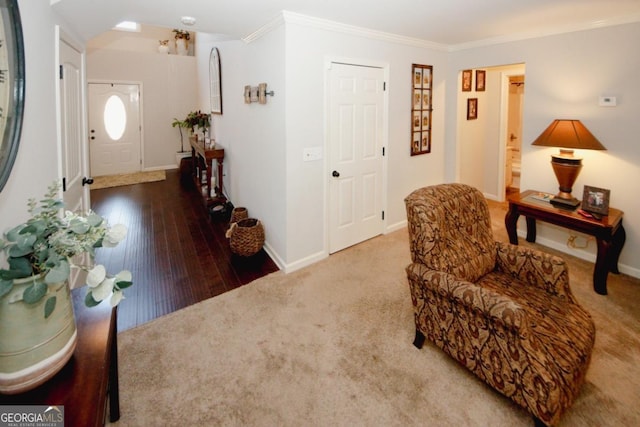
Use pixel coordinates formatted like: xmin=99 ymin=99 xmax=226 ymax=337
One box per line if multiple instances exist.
xmin=82 ymin=177 xmax=94 ymax=186
xmin=332 ymin=170 xmax=340 ymax=177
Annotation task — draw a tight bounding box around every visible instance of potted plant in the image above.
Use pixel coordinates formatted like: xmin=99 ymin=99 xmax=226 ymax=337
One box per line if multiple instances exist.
xmin=172 ymin=29 xmax=190 ymax=55
xmin=0 ymin=183 xmax=133 ymax=394
xmin=185 ymin=110 xmax=210 ymax=141
xmin=172 ymin=117 xmax=190 ymax=153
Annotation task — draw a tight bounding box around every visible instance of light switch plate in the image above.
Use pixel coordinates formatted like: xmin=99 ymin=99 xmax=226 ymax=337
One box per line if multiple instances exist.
xmin=303 ymin=147 xmax=322 ymax=161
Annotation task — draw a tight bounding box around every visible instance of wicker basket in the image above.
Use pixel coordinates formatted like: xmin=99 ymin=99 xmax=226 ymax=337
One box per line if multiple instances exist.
xmin=226 ymin=218 xmax=265 ymax=256
xmin=229 ymin=207 xmax=248 ymax=224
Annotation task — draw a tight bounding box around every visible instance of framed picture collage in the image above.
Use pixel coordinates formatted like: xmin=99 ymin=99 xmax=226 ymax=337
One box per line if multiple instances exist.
xmin=411 ymin=64 xmax=433 ymax=156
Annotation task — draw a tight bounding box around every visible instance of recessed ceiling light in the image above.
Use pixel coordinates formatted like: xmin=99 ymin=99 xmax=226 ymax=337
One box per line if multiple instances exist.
xmin=113 ymin=21 xmax=140 ymax=32
xmin=181 ymin=16 xmax=196 ymax=26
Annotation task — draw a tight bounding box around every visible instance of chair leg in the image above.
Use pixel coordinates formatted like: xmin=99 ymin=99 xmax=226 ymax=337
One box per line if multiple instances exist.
xmin=533 ymin=416 xmax=547 ymax=427
xmin=413 ymin=329 xmax=425 ymax=349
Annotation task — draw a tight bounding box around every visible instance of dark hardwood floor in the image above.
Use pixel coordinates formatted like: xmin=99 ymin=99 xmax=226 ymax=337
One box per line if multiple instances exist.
xmin=90 ymin=169 xmax=279 ymax=332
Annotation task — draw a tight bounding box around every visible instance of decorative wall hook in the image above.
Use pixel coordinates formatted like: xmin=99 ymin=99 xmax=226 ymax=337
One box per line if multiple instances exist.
xmin=244 ymin=83 xmax=275 ymax=104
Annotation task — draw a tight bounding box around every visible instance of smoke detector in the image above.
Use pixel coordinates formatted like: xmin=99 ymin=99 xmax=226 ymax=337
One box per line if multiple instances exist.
xmin=181 ymin=16 xmax=196 ymax=26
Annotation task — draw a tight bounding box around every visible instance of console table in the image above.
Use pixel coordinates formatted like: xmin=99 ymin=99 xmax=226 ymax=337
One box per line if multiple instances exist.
xmin=1 ymin=288 xmax=119 ymax=426
xmin=505 ymin=190 xmax=625 ymax=295
xmin=190 ymin=136 xmax=225 ymax=206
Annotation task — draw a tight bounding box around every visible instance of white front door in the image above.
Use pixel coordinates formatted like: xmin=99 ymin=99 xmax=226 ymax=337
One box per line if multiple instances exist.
xmin=88 ymin=83 xmax=141 ymax=176
xmin=328 ymin=63 xmax=385 ymax=253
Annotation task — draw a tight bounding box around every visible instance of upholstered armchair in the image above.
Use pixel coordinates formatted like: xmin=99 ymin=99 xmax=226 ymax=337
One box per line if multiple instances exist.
xmin=405 ymin=183 xmax=595 ymax=426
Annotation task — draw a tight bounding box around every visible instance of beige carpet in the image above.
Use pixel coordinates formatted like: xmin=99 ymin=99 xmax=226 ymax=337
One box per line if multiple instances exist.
xmin=110 ymin=202 xmax=640 ymax=426
xmin=91 ymin=170 xmax=166 ymax=190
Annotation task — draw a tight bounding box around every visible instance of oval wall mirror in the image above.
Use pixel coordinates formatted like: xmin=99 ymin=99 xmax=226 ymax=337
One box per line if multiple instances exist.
xmin=0 ymin=0 xmax=25 ymax=193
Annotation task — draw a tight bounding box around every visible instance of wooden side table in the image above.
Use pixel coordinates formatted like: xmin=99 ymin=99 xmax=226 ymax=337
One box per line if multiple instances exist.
xmin=505 ymin=190 xmax=626 ymax=295
xmin=0 ymin=288 xmax=119 ymax=426
xmin=190 ymin=136 xmax=225 ymax=206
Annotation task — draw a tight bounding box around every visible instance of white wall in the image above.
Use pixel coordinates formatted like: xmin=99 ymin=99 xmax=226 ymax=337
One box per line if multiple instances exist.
xmin=0 ymin=1 xmax=62 ymax=249
xmin=282 ymin=21 xmax=448 ymax=270
xmin=87 ymin=50 xmax=198 ymax=169
xmin=195 ymin=29 xmax=288 ymax=265
xmin=447 ymin=23 xmax=640 ymax=277
xmin=192 ymin=18 xmax=449 ymax=271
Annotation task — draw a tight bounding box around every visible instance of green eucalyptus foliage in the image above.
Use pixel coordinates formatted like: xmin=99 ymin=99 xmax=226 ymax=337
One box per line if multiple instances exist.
xmin=0 ymin=182 xmax=133 ymax=317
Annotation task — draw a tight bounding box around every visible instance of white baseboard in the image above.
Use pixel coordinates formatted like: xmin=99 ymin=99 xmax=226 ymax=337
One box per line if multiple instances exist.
xmin=517 ymin=229 xmax=639 ymax=279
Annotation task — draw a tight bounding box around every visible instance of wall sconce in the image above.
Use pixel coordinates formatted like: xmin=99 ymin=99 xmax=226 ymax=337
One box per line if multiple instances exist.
xmin=244 ymin=83 xmax=274 ymax=104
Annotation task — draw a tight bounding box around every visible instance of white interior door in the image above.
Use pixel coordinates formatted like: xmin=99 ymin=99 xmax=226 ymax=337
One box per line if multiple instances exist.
xmin=328 ymin=63 xmax=385 ymax=253
xmin=88 ymin=83 xmax=141 ymax=176
xmin=59 ymin=37 xmax=88 ymax=213
xmin=58 ymin=32 xmax=90 ymax=288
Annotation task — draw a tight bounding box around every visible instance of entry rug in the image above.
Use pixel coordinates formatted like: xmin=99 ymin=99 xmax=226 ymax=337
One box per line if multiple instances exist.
xmin=90 ymin=170 xmax=166 ymax=190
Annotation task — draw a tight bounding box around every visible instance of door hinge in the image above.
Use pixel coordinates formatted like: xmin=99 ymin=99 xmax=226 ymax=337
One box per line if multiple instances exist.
xmin=381 ymin=210 xmax=385 ymax=220
xmin=382 ymin=147 xmax=385 ymax=156
xmin=59 ymin=65 xmax=63 ymax=80
xmin=62 ymin=177 xmax=66 ymax=192
xmin=383 ymin=82 xmax=386 ymax=91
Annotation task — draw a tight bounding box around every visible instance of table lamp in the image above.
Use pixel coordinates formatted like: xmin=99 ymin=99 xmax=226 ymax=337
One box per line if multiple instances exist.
xmin=531 ymin=119 xmax=606 ymax=208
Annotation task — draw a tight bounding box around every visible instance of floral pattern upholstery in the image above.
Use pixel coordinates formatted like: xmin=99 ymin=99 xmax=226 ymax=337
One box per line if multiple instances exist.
xmin=405 ymin=183 xmax=595 ymax=426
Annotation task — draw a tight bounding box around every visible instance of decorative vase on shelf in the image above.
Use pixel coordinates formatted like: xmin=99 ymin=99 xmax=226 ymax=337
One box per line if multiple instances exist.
xmin=158 ymin=40 xmax=169 ymax=54
xmin=175 ymin=38 xmax=188 ymax=56
xmin=0 ymin=275 xmax=77 ymax=395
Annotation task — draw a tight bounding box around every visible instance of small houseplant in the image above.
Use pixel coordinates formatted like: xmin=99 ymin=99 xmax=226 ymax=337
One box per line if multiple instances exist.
xmin=172 ymin=117 xmax=190 ymax=152
xmin=185 ymin=110 xmax=210 ymax=141
xmin=0 ymin=182 xmax=133 ymax=394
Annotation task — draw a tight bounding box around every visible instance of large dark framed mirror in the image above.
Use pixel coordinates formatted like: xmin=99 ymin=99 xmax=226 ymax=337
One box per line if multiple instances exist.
xmin=0 ymin=0 xmax=25 ymax=193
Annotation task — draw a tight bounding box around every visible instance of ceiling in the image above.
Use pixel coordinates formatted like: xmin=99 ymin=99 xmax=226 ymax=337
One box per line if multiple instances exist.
xmin=52 ymin=0 xmax=640 ymax=47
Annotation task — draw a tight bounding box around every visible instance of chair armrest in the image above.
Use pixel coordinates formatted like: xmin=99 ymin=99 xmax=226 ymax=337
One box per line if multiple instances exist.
xmin=406 ymin=262 xmax=528 ymax=334
xmin=494 ymin=241 xmax=576 ymax=303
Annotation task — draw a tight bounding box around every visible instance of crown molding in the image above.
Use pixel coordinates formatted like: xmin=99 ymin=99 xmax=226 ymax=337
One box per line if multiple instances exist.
xmin=243 ymin=10 xmax=640 ymax=51
xmin=244 ymin=10 xmax=448 ymax=51
xmin=449 ymin=13 xmax=640 ymax=52
xmin=241 ymin=13 xmax=285 ymax=44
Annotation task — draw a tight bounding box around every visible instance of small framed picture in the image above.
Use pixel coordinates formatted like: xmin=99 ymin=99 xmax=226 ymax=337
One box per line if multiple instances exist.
xmin=412 ymin=132 xmax=421 ymax=154
xmin=413 ymin=68 xmax=423 ymax=88
xmin=462 ymin=70 xmax=472 ymax=91
xmin=413 ymin=89 xmax=422 ymax=109
xmin=420 ymin=133 xmax=430 ymax=152
xmin=422 ymin=68 xmax=431 ymax=88
xmin=582 ymin=185 xmax=610 ymax=216
xmin=467 ymin=98 xmax=478 ymax=120
xmin=475 ymin=70 xmax=486 ymax=91
xmin=412 ymin=111 xmax=421 ymax=131
xmin=421 ymin=111 xmax=430 ymax=130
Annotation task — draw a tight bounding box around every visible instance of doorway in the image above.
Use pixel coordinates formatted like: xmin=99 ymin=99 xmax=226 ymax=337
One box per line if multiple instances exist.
xmin=456 ymin=63 xmax=525 ymax=202
xmin=88 ymin=83 xmax=142 ymax=177
xmin=505 ymin=75 xmax=524 ymax=196
xmin=327 ymin=62 xmax=387 ymax=254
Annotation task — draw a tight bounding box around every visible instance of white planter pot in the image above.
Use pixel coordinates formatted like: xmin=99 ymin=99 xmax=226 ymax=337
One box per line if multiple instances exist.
xmin=175 ymin=38 xmax=188 ymax=56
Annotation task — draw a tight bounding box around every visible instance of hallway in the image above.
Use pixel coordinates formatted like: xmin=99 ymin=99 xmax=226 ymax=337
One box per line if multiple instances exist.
xmin=91 ymin=170 xmax=279 ymax=332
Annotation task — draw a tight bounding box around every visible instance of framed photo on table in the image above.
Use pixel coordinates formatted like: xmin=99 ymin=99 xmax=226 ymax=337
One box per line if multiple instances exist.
xmin=410 ymin=64 xmax=433 ymax=156
xmin=582 ymin=185 xmax=610 ymax=216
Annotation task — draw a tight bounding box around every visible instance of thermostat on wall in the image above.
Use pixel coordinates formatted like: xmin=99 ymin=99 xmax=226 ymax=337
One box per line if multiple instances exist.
xmin=598 ymin=96 xmax=617 ymax=107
